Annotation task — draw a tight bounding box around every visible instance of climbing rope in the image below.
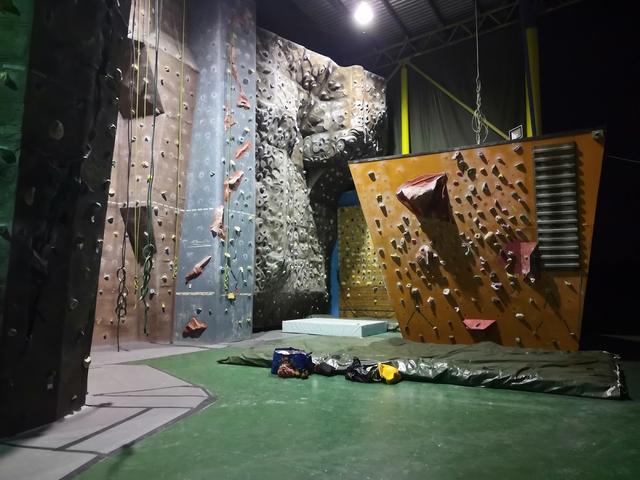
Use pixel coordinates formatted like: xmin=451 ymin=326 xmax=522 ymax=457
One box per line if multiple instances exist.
xmin=139 ymin=0 xmax=162 ymax=335
xmin=172 ymin=0 xmax=186 ymax=280
xmin=132 ymin=0 xmax=147 ymax=298
xmin=471 ymin=0 xmax=488 ymax=145
xmin=222 ymin=33 xmax=236 ymax=295
xmin=114 ymin=0 xmax=139 ymax=352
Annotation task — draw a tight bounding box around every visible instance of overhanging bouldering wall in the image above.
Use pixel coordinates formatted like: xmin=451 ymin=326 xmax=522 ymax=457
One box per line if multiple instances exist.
xmin=173 ymin=0 xmax=256 ymax=343
xmin=0 ymin=0 xmax=130 ymax=436
xmin=349 ymin=131 xmax=604 ymax=351
xmin=93 ymin=0 xmax=198 ymax=345
xmin=254 ymin=29 xmax=386 ymax=329
xmin=338 ymin=205 xmax=394 ymax=319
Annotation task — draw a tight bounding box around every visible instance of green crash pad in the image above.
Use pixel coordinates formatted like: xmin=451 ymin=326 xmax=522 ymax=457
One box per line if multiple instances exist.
xmin=219 ymin=335 xmax=627 ymax=400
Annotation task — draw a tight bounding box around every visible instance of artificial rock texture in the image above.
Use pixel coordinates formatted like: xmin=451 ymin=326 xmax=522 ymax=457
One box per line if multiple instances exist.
xmin=254 ymin=29 xmax=386 ymax=328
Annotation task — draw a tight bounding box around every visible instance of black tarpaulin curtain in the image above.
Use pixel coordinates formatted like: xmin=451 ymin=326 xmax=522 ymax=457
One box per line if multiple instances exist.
xmin=387 ymin=25 xmax=525 ymax=155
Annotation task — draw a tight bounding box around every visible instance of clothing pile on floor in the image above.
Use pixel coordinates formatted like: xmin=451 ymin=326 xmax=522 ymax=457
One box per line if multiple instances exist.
xmin=271 ymin=347 xmax=401 ymax=384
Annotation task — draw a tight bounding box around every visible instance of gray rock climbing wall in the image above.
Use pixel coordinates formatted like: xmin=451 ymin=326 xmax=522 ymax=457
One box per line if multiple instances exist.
xmin=254 ymin=29 xmax=386 ymax=329
xmin=174 ymin=0 xmax=256 ymax=343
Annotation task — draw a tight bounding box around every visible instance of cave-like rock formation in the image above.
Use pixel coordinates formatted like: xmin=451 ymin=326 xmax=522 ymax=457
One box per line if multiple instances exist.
xmin=254 ymin=29 xmax=386 ymax=328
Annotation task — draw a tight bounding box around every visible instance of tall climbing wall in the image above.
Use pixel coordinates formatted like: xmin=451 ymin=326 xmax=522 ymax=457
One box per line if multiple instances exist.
xmin=254 ymin=29 xmax=386 ymax=329
xmin=0 ymin=0 xmax=33 ymax=326
xmin=173 ymin=0 xmax=256 ymax=343
xmin=0 ymin=0 xmax=130 ymax=436
xmin=338 ymin=205 xmax=394 ymax=319
xmin=93 ymin=0 xmax=198 ymax=345
xmin=349 ymin=131 xmax=604 ymax=351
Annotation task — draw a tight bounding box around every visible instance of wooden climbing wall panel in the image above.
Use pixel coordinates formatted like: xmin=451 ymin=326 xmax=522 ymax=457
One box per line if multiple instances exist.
xmin=93 ymin=0 xmax=198 ymax=345
xmin=338 ymin=206 xmax=395 ymax=319
xmin=349 ymin=131 xmax=604 ymax=351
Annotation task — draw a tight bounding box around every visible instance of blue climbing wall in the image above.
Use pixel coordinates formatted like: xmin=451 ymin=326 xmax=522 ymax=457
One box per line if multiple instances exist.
xmin=174 ymin=0 xmax=256 ymax=342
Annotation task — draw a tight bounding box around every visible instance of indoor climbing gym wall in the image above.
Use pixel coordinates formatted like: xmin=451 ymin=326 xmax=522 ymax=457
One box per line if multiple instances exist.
xmin=173 ymin=0 xmax=256 ymax=343
xmin=349 ymin=130 xmax=604 ymax=351
xmin=254 ymin=29 xmax=386 ymax=329
xmin=0 ymin=0 xmax=130 ymax=437
xmin=93 ymin=0 xmax=198 ymax=345
xmin=338 ymin=205 xmax=394 ymax=319
xmin=0 ymin=0 xmax=32 ymax=324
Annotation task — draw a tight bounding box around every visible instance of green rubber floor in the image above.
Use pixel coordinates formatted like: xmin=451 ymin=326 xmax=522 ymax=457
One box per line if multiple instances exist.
xmin=78 ymin=339 xmax=640 ymax=480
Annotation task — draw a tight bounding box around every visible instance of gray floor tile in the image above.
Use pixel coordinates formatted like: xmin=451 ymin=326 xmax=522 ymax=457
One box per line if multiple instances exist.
xmin=0 ymin=445 xmax=95 ymax=480
xmin=91 ymin=343 xmax=206 ymax=366
xmin=106 ymin=386 xmax=208 ymax=397
xmin=87 ymin=365 xmax=189 ymax=395
xmin=67 ymin=407 xmax=190 ymax=454
xmin=8 ymin=406 xmax=143 ymax=448
xmin=86 ymin=394 xmax=206 ymax=408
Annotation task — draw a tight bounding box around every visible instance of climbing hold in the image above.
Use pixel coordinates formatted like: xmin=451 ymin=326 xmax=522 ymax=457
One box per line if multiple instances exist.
xmin=185 ymin=255 xmax=212 ymax=284
xmin=49 ymin=120 xmax=64 ymax=140
xmin=368 ymin=171 xmax=376 ymax=181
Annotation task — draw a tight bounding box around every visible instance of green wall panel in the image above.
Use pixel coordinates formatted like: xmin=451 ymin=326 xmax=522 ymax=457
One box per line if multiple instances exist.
xmin=0 ymin=1 xmax=33 ymax=303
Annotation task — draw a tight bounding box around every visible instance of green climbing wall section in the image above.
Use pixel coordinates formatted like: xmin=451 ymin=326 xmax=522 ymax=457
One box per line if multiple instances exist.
xmin=0 ymin=0 xmax=33 ymax=305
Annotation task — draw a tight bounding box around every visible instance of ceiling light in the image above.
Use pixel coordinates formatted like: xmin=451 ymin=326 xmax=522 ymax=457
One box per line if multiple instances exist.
xmin=353 ymin=1 xmax=374 ymax=27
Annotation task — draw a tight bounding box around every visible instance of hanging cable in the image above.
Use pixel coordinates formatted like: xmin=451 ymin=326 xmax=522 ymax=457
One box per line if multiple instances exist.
xmin=471 ymin=0 xmax=488 ymax=145
xmin=115 ymin=0 xmax=139 ymax=352
xmin=139 ymin=0 xmax=162 ymax=335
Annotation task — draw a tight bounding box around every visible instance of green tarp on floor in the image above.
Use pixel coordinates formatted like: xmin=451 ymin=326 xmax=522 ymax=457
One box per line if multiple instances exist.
xmin=219 ymin=335 xmax=626 ymax=399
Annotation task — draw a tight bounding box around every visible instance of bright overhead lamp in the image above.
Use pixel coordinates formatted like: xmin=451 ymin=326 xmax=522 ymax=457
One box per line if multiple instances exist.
xmin=353 ymin=1 xmax=374 ymax=27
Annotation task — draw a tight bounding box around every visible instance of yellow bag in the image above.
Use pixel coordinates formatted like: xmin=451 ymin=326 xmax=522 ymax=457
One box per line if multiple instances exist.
xmin=377 ymin=363 xmax=401 ymax=384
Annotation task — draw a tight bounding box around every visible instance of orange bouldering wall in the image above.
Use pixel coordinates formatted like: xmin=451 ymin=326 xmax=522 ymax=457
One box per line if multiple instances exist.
xmin=349 ymin=130 xmax=604 ymax=351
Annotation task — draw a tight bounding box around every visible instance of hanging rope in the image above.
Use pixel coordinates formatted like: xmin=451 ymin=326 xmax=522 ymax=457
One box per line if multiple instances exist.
xmin=172 ymin=0 xmax=186 ymax=280
xmin=132 ymin=0 xmax=148 ymax=298
xmin=471 ymin=0 xmax=488 ymax=145
xmin=139 ymin=0 xmax=162 ymax=335
xmin=114 ymin=0 xmax=139 ymax=352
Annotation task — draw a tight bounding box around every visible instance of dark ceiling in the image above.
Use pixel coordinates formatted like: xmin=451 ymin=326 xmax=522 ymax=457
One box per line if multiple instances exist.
xmin=256 ymin=0 xmax=581 ymax=76
xmin=257 ymin=0 xmax=511 ymax=72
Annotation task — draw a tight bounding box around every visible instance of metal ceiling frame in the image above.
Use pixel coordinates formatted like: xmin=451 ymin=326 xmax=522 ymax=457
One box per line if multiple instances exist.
xmin=359 ymin=0 xmax=584 ymax=71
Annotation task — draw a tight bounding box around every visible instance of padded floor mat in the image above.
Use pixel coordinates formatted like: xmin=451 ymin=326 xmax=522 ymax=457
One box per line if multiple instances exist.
xmin=219 ymin=335 xmax=627 ymax=399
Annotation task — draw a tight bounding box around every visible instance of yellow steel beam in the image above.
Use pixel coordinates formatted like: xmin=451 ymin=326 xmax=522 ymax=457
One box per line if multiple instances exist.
xmin=400 ymin=63 xmax=410 ymax=154
xmin=524 ymin=27 xmax=541 ymax=136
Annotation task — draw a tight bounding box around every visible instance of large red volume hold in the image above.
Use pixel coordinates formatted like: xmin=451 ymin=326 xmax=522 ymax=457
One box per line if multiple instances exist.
xmin=396 ymin=172 xmax=452 ymax=222
xmin=182 ymin=316 xmax=208 ymax=338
